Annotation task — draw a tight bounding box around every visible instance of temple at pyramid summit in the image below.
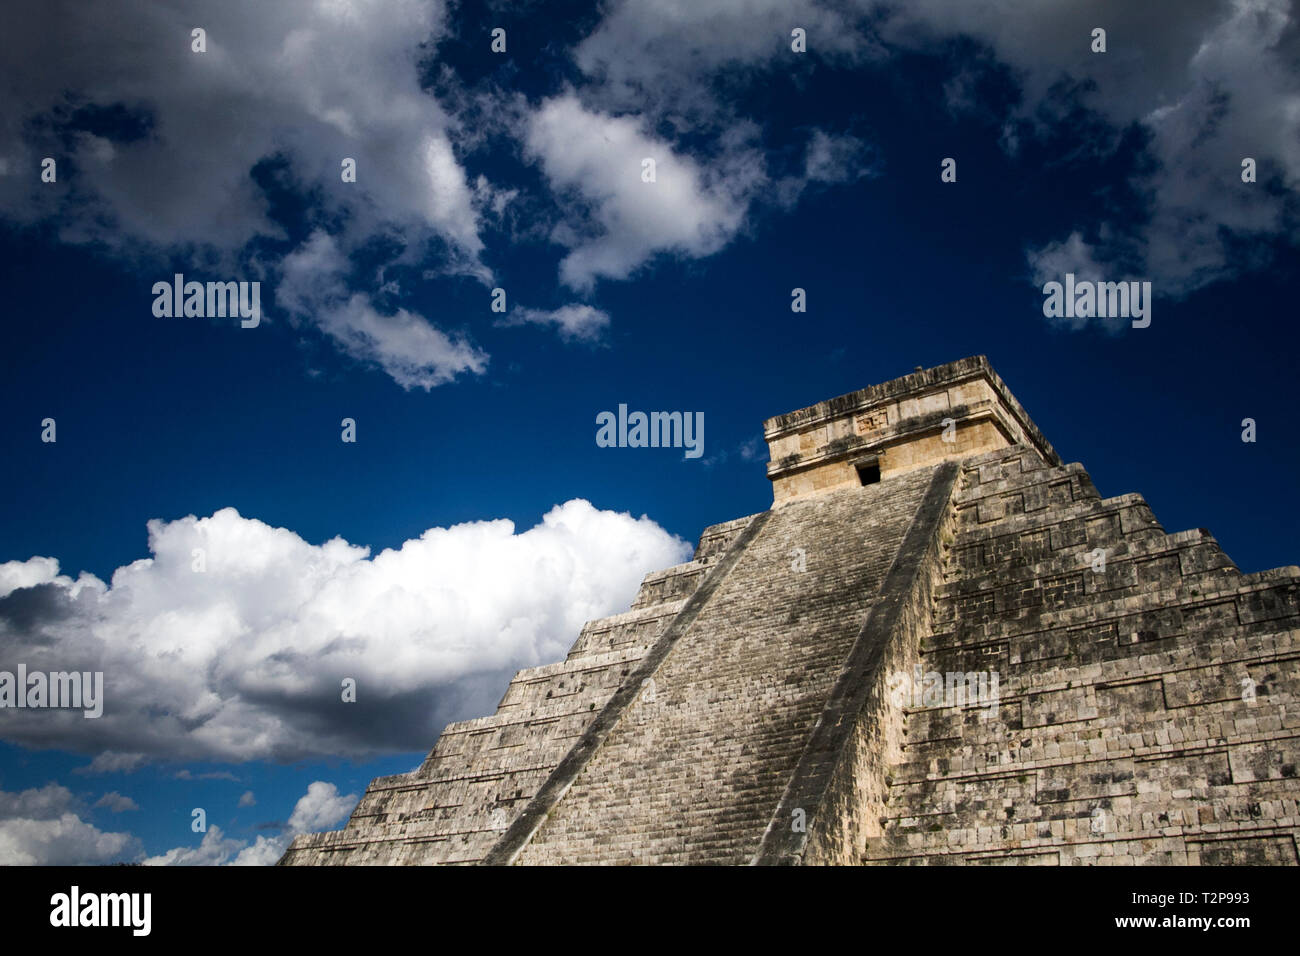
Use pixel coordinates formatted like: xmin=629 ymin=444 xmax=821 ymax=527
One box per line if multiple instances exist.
xmin=280 ymin=356 xmax=1300 ymax=866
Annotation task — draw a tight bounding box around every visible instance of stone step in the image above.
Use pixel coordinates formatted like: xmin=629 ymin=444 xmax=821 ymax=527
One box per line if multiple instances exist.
xmin=513 ymin=467 xmax=940 ymax=865
xmin=955 ymin=461 xmax=1099 ymax=509
xmin=630 ymin=560 xmax=709 ymax=609
xmin=861 ymin=449 xmax=1300 ymax=866
xmin=941 ymin=528 xmax=1239 ymax=596
xmin=564 ymin=601 xmax=685 ymax=660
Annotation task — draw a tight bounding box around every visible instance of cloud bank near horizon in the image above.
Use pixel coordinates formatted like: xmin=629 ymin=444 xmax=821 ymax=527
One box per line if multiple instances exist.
xmin=0 ymin=499 xmax=692 ymax=766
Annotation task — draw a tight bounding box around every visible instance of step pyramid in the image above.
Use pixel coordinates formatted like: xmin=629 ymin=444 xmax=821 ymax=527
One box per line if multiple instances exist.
xmin=280 ymin=356 xmax=1299 ymax=865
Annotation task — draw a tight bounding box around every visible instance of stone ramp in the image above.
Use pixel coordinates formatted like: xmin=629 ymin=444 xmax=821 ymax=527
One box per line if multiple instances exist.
xmin=504 ymin=466 xmax=940 ymax=864
xmin=277 ymin=515 xmax=758 ymax=865
xmin=864 ymin=445 xmax=1300 ymax=865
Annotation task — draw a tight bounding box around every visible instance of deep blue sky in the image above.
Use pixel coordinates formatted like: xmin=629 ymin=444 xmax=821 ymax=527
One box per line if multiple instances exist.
xmin=1 ymin=0 xmax=1297 ymax=863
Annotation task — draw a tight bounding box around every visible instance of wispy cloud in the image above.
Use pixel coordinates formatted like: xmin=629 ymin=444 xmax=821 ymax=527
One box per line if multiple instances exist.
xmin=497 ymin=304 xmax=611 ymax=344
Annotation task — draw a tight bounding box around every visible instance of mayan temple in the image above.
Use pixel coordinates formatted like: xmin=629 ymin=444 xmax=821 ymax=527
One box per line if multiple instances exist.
xmin=280 ymin=356 xmax=1300 ymax=866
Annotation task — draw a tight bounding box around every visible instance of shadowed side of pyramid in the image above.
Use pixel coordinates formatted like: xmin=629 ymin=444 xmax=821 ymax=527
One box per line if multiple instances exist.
xmin=863 ymin=443 xmax=1300 ymax=864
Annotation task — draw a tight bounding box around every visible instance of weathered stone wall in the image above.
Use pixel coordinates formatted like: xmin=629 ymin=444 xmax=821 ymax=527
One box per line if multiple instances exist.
xmin=764 ymin=356 xmax=1060 ymax=503
xmin=864 ymin=444 xmax=1300 ymax=864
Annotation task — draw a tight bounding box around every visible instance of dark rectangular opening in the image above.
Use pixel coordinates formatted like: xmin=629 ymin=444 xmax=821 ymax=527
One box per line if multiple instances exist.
xmin=856 ymin=461 xmax=881 ymax=485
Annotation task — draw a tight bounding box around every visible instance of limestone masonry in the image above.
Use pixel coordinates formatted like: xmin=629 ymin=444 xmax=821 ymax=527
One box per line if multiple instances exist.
xmin=280 ymin=356 xmax=1300 ymax=865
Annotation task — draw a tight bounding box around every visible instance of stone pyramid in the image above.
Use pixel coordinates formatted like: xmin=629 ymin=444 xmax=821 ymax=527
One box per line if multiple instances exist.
xmin=280 ymin=356 xmax=1300 ymax=866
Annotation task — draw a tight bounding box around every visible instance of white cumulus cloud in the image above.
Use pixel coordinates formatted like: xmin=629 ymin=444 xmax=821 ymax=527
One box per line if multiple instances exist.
xmin=143 ymin=825 xmax=246 ymax=867
xmin=524 ymin=94 xmax=760 ymax=291
xmin=0 ymin=0 xmax=481 ymax=261
xmin=146 ymin=780 xmax=358 ymax=866
xmin=0 ymin=0 xmax=498 ymax=389
xmin=0 ymin=500 xmax=692 ymax=764
xmin=287 ymin=782 xmax=356 ymax=834
xmin=0 ymin=784 xmax=139 ymax=865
